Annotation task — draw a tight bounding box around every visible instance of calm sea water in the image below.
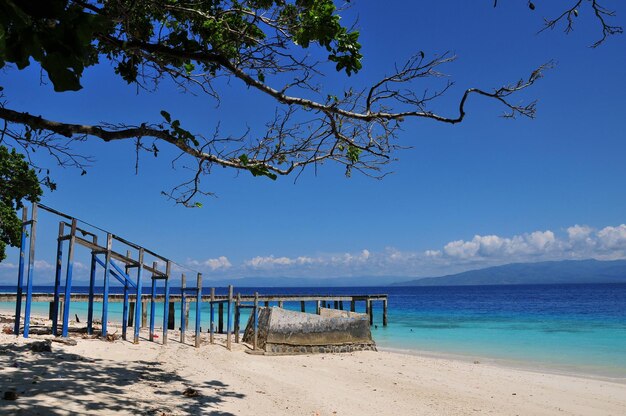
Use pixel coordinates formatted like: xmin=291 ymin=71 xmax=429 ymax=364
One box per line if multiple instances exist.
xmin=1 ymin=283 xmax=625 ymax=378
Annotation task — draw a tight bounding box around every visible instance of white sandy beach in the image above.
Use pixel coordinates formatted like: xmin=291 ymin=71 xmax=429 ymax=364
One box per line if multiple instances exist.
xmin=1 ymin=313 xmax=625 ymax=416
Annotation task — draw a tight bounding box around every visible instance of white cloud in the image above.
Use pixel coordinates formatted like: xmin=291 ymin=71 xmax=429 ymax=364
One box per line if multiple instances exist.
xmin=441 ymin=230 xmax=559 ymax=261
xmin=34 ymin=260 xmax=54 ymax=271
xmin=567 ymin=224 xmax=594 ymax=242
xmin=597 ymin=225 xmax=626 ymax=250
xmin=178 ymin=223 xmax=626 ymax=280
xmin=0 ymin=262 xmax=18 ymax=269
xmin=189 ymin=256 xmax=232 ymax=271
xmin=244 ymin=254 xmax=319 ymax=269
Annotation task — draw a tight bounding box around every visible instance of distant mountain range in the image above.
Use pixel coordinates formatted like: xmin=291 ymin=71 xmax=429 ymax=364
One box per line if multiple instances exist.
xmin=203 ymin=259 xmax=626 ymax=287
xmin=393 ymin=259 xmax=626 ymax=286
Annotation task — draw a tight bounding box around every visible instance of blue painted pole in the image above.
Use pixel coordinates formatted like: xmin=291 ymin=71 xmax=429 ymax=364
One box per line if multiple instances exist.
xmin=210 ymin=287 xmax=215 ymax=344
xmin=87 ymin=248 xmax=97 ymax=335
xmin=13 ymin=206 xmax=28 ymax=337
xmin=133 ymin=248 xmax=144 ymax=343
xmin=61 ymin=218 xmax=77 ymax=338
xmin=180 ymin=273 xmax=186 ymax=343
xmin=227 ymin=285 xmax=233 ymax=350
xmin=195 ymin=273 xmax=202 ymax=348
xmin=163 ymin=261 xmax=171 ymax=345
xmin=23 ymin=203 xmax=38 ymax=338
xmin=52 ymin=222 xmax=64 ymax=336
xmin=122 ymin=250 xmax=131 ymax=340
xmin=149 ymin=261 xmax=157 ymax=342
xmin=101 ymin=234 xmax=112 ymax=337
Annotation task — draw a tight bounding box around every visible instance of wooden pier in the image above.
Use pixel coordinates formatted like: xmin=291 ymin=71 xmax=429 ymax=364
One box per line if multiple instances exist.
xmin=1 ymin=292 xmax=388 ymax=327
xmin=8 ymin=202 xmax=389 ymax=350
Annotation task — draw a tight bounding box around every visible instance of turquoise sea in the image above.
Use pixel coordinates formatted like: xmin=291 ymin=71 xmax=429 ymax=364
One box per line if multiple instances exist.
xmin=2 ymin=283 xmax=625 ymax=379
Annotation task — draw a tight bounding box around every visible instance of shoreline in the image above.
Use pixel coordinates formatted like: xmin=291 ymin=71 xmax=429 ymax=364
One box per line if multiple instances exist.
xmin=4 ymin=304 xmax=625 ymax=383
xmin=2 ymin=312 xmax=626 ymax=415
xmin=378 ymin=345 xmax=626 ymax=385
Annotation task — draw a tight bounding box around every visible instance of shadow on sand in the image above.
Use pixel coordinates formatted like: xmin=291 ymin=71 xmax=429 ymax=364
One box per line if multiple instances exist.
xmin=0 ymin=340 xmax=244 ymax=415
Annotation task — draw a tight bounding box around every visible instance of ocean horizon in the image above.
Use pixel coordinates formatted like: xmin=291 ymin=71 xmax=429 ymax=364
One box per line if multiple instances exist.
xmin=2 ymin=282 xmax=625 ymax=380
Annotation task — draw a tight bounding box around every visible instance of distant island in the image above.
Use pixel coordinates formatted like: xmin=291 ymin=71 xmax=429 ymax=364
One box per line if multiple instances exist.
xmin=393 ymin=259 xmax=626 ymax=286
xmin=202 ymin=259 xmax=626 ymax=287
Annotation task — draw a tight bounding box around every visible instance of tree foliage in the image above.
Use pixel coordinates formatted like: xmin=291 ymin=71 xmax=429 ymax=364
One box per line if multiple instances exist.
xmin=0 ymin=145 xmax=42 ymax=261
xmin=0 ymin=0 xmax=621 ymax=208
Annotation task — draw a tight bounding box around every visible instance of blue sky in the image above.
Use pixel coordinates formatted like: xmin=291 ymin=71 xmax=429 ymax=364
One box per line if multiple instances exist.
xmin=1 ymin=2 xmax=626 ymax=284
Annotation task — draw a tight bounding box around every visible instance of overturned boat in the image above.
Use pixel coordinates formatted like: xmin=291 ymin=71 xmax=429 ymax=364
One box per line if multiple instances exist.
xmin=242 ymin=307 xmax=377 ymax=355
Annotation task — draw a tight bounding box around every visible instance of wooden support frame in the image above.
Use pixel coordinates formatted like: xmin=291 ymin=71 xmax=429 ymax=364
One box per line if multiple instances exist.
xmin=218 ymin=302 xmax=224 ymax=334
xmin=61 ymin=218 xmax=76 ymax=338
xmin=11 ymin=204 xmax=390 ymax=344
xmin=383 ymin=299 xmax=388 ymax=326
xmin=133 ymin=248 xmax=144 ymax=344
xmin=13 ymin=203 xmax=177 ymax=344
xmin=122 ymin=250 xmax=131 ymax=341
xmin=253 ymin=292 xmax=259 ymax=351
xmin=209 ymin=288 xmax=215 ymax=344
xmin=195 ymin=273 xmax=202 ymax=348
xmin=86 ymin=238 xmax=98 ymax=335
xmin=101 ymin=233 xmax=113 ymax=337
xmin=180 ymin=273 xmax=187 ymax=343
xmin=162 ymin=261 xmax=171 ymax=344
xmin=21 ymin=204 xmax=38 ymax=338
xmin=51 ymin=221 xmax=63 ymax=336
xmin=227 ymin=285 xmax=233 ymax=350
xmin=13 ymin=207 xmax=28 ymax=337
xmin=149 ymin=261 xmax=157 ymax=342
xmin=234 ymin=293 xmax=241 ymax=344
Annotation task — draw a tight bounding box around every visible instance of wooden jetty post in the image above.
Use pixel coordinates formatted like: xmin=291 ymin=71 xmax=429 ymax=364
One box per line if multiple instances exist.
xmin=128 ymin=302 xmax=135 ymax=328
xmin=368 ymin=299 xmax=374 ymax=326
xmin=141 ymin=300 xmax=147 ymax=328
xmin=133 ymin=248 xmax=144 ymax=344
xmin=227 ymin=285 xmax=233 ymax=350
xmin=86 ymin=239 xmax=98 ymax=335
xmin=253 ymin=292 xmax=259 ymax=350
xmin=195 ymin=273 xmax=202 ymax=348
xmin=218 ymin=302 xmax=224 ymax=333
xmin=316 ymin=300 xmax=321 ymax=314
xmin=234 ymin=293 xmax=241 ymax=343
xmin=277 ymin=300 xmax=283 ymax=308
xmin=51 ymin=220 xmax=63 ymax=336
xmin=122 ymin=250 xmax=131 ymax=340
xmin=149 ymin=261 xmax=157 ymax=341
xmin=13 ymin=207 xmax=28 ymax=337
xmin=209 ymin=287 xmax=215 ymax=344
xmin=350 ymin=299 xmax=356 ymax=312
xmin=22 ymin=204 xmax=38 ymax=338
xmin=101 ymin=233 xmax=112 ymax=337
xmin=264 ymin=300 xmax=269 ymax=308
xmin=167 ymin=302 xmax=175 ymax=330
xmin=162 ymin=261 xmax=171 ymax=344
xmin=61 ymin=217 xmax=76 ymax=338
xmin=383 ymin=298 xmax=388 ymax=326
xmin=180 ymin=273 xmax=187 ymax=343
xmin=301 ymin=301 xmax=306 ymax=313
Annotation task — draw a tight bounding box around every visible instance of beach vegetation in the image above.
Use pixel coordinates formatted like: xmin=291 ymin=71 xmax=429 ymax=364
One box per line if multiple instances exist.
xmin=0 ymin=145 xmax=42 ymax=261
